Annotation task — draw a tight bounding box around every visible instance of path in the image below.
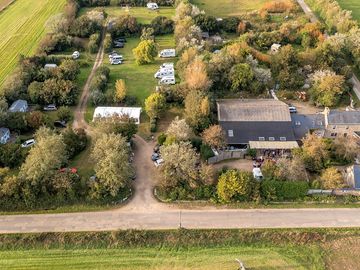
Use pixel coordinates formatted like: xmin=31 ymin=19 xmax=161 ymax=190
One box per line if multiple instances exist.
xmin=73 ymin=28 xmax=106 ymax=131
xmin=295 ymin=0 xmax=319 ymax=23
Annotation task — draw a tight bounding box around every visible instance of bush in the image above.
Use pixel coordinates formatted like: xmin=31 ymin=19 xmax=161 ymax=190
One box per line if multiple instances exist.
xmin=260 ymin=180 xmax=309 ymax=201
xmin=150 ymin=118 xmax=157 ymax=133
xmin=57 ymin=106 xmax=73 ymax=122
xmin=88 ymin=33 xmax=101 ymax=53
xmin=157 ymin=133 xmax=167 ymax=145
xmin=151 ymin=16 xmax=174 ymax=35
xmin=200 ymin=144 xmax=214 ymax=161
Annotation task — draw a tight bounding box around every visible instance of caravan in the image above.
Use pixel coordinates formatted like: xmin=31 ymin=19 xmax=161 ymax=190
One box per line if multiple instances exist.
xmin=160 ymin=62 xmax=174 ymax=69
xmin=159 ymin=49 xmax=176 ymax=58
xmin=110 ymin=55 xmax=123 ymax=65
xmin=154 ymin=68 xmax=174 ymax=79
xmin=159 ymin=76 xmax=176 ymax=85
xmin=147 ymin=2 xmax=159 ymax=10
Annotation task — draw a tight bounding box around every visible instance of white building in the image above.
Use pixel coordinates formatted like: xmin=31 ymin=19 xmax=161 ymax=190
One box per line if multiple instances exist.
xmin=0 ymin=127 xmax=10 ymax=144
xmin=93 ymin=107 xmax=142 ymax=124
xmin=9 ymin=100 xmax=28 ymax=113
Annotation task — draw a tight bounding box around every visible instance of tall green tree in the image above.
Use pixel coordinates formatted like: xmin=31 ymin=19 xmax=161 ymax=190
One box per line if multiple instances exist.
xmin=133 ymin=40 xmax=158 ymax=65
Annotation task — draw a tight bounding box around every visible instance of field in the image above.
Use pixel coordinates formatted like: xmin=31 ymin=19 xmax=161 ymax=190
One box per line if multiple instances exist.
xmin=190 ymin=0 xmax=267 ymax=17
xmin=0 ymin=0 xmax=66 ymax=87
xmin=0 ymin=246 xmax=322 ymax=270
xmin=337 ymin=0 xmax=360 ymax=22
xmin=80 ymin=6 xmax=175 ymax=24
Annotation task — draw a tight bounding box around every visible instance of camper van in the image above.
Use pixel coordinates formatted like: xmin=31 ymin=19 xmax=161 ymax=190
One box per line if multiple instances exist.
xmin=159 ymin=76 xmax=176 ymax=85
xmin=154 ymin=68 xmax=175 ymax=79
xmin=147 ymin=2 xmax=159 ymax=10
xmin=160 ymin=62 xmax=174 ymax=69
xmin=159 ymin=49 xmax=176 ymax=58
xmin=110 ymin=55 xmax=123 ymax=65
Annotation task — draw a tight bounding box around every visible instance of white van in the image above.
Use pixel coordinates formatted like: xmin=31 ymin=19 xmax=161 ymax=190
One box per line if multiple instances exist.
xmin=253 ymin=168 xmax=263 ymax=180
xmin=160 ymin=62 xmax=174 ymax=69
xmin=159 ymin=76 xmax=176 ymax=85
xmin=110 ymin=55 xmax=123 ymax=65
xmin=159 ymin=49 xmax=176 ymax=58
xmin=147 ymin=2 xmax=159 ymax=10
xmin=72 ymin=51 xmax=80 ymax=59
xmin=154 ymin=68 xmax=175 ymax=79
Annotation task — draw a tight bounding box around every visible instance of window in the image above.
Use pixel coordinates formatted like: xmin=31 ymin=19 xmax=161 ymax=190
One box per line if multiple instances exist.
xmin=228 ymin=130 xmax=234 ymax=137
xmin=258 ymin=137 xmax=265 ymax=141
xmin=280 ymin=137 xmax=287 ymax=141
xmin=295 ymin=121 xmax=301 ymax=126
xmin=269 ymin=137 xmax=275 ymax=141
xmin=331 ymin=133 xmax=337 ymax=137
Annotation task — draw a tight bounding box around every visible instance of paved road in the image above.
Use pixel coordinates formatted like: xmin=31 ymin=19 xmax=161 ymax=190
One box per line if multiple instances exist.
xmin=1 ymin=208 xmax=360 ymax=233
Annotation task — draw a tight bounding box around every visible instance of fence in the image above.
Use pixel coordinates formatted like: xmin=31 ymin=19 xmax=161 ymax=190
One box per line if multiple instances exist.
xmin=208 ymin=149 xmax=247 ymax=164
xmin=308 ymin=189 xmax=360 ymax=196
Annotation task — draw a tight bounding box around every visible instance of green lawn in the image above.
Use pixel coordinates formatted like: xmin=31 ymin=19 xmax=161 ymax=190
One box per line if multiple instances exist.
xmin=0 ymin=0 xmax=66 ymax=87
xmin=190 ymin=0 xmax=267 ymax=17
xmin=80 ymin=6 xmax=175 ymax=24
xmin=0 ymin=245 xmax=323 ymax=270
xmin=104 ymin=34 xmax=176 ymax=104
xmin=337 ymin=0 xmax=360 ymax=22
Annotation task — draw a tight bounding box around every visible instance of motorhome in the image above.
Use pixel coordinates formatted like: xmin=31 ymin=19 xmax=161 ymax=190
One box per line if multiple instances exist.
xmin=111 ymin=56 xmax=123 ymax=65
xmin=159 ymin=49 xmax=176 ymax=58
xmin=159 ymin=76 xmax=176 ymax=85
xmin=160 ymin=62 xmax=174 ymax=69
xmin=154 ymin=68 xmax=175 ymax=79
xmin=147 ymin=2 xmax=159 ymax=10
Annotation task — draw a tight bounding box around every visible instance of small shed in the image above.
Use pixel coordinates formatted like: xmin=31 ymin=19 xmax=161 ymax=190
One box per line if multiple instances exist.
xmin=0 ymin=127 xmax=10 ymax=144
xmin=344 ymin=165 xmax=360 ymax=189
xmin=9 ymin=100 xmax=28 ymax=113
xmin=271 ymin=43 xmax=281 ymax=53
xmin=93 ymin=107 xmax=142 ymax=124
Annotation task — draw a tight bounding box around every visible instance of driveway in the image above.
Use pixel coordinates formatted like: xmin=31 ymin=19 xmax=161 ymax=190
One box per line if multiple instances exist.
xmin=213 ymin=159 xmax=253 ymax=172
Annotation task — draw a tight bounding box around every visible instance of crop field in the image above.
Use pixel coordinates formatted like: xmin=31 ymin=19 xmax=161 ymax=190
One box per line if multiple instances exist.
xmin=191 ymin=0 xmax=267 ymax=17
xmin=80 ymin=6 xmax=175 ymax=24
xmin=0 ymin=245 xmax=323 ymax=270
xmin=0 ymin=0 xmax=66 ymax=87
xmin=337 ymin=0 xmax=360 ymax=22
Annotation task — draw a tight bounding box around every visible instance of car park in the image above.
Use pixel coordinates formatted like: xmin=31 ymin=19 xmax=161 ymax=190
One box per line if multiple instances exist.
xmin=43 ymin=104 xmax=57 ymax=111
xmin=21 ymin=139 xmax=36 ymax=148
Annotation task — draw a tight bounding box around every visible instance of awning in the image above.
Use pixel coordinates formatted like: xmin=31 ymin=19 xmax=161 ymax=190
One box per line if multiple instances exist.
xmin=249 ymin=141 xmax=299 ymax=150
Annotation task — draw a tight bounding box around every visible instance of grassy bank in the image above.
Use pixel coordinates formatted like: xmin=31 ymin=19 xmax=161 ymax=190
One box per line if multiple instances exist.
xmin=337 ymin=0 xmax=360 ymax=22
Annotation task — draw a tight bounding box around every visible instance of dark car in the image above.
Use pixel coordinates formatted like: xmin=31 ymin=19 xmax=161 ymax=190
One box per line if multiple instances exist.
xmin=115 ymin=37 xmax=126 ymax=43
xmin=151 ymin=153 xmax=160 ymax=161
xmin=114 ymin=42 xmax=124 ymax=48
xmin=54 ymin=120 xmax=67 ymax=128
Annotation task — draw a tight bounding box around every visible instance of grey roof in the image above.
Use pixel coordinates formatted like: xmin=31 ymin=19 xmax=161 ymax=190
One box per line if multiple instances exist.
xmin=217 ymin=99 xmax=291 ymax=122
xmin=0 ymin=127 xmax=10 ymax=137
xmin=220 ymin=121 xmax=296 ymax=145
xmin=9 ymin=100 xmax=27 ymax=112
xmin=328 ymin=110 xmax=360 ymax=125
xmin=291 ymin=114 xmax=325 ymax=140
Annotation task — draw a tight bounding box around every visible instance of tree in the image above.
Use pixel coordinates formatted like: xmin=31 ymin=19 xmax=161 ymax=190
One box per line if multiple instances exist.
xmin=217 ymin=170 xmax=255 ymax=203
xmin=185 ymin=58 xmax=212 ymax=91
xmin=202 ymin=125 xmax=226 ymax=149
xmin=176 ymin=47 xmax=198 ymax=80
xmin=114 ymin=79 xmax=127 ymax=103
xmin=94 ymin=115 xmax=137 ymax=141
xmin=140 ymin=27 xmax=155 ymax=41
xmin=333 ymin=136 xmax=360 ymax=162
xmin=90 ymin=133 xmax=132 ymax=198
xmin=275 ymin=156 xmax=308 ymax=182
xmin=133 ymin=40 xmax=158 ymax=65
xmin=320 ymin=167 xmax=345 ymax=189
xmin=26 ymin=111 xmax=49 ymax=130
xmin=145 ymin=93 xmax=166 ymax=119
xmin=166 ymin=116 xmax=192 ymax=141
xmin=194 ymin=14 xmax=218 ymax=32
xmin=110 ymin=15 xmax=139 ymax=37
xmin=19 ymin=127 xmax=67 ymax=185
xmin=151 ymin=16 xmax=174 ymax=35
xmin=184 ymin=90 xmax=211 ymax=131
xmin=229 ymin=63 xmax=254 ymax=92
xmin=62 ymin=128 xmax=87 ymax=159
xmin=310 ymin=70 xmax=345 ymax=107
xmin=6 ymin=112 xmax=28 ymax=133
xmin=57 ymin=106 xmax=72 ymax=122
xmin=159 ymin=141 xmax=199 ymax=188
xmin=57 ymin=59 xmax=80 ymax=81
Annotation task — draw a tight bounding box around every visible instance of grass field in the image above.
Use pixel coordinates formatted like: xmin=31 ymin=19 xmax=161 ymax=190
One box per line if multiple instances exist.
xmin=80 ymin=6 xmax=174 ymax=24
xmin=0 ymin=0 xmax=66 ymax=87
xmin=337 ymin=0 xmax=360 ymax=22
xmin=0 ymin=245 xmax=323 ymax=270
xmin=191 ymin=0 xmax=267 ymax=17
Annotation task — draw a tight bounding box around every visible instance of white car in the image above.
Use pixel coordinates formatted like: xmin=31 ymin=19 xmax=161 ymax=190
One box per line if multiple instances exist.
xmin=159 ymin=49 xmax=176 ymax=58
xmin=253 ymin=168 xmax=263 ymax=180
xmin=43 ymin=104 xmax=57 ymax=111
xmin=21 ymin=139 xmax=36 ymax=148
xmin=72 ymin=51 xmax=80 ymax=59
xmin=154 ymin=158 xmax=164 ymax=167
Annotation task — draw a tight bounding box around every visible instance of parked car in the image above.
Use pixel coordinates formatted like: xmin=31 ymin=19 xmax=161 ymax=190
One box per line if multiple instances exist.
xmin=54 ymin=120 xmax=67 ymax=128
xmin=21 ymin=139 xmax=36 ymax=148
xmin=154 ymin=158 xmax=164 ymax=167
xmin=253 ymin=168 xmax=263 ymax=180
xmin=147 ymin=2 xmax=159 ymax=10
xmin=159 ymin=49 xmax=176 ymax=58
xmin=114 ymin=42 xmax=124 ymax=48
xmin=289 ymin=106 xmax=297 ymax=113
xmin=114 ymin=37 xmax=126 ymax=43
xmin=43 ymin=104 xmax=57 ymax=111
xmin=72 ymin=51 xmax=80 ymax=59
xmin=151 ymin=153 xmax=160 ymax=161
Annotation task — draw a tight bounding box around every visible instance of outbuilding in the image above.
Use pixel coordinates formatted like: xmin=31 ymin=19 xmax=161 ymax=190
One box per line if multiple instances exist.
xmin=93 ymin=107 xmax=142 ymax=124
xmin=0 ymin=127 xmax=10 ymax=144
xmin=9 ymin=99 xmax=28 ymax=113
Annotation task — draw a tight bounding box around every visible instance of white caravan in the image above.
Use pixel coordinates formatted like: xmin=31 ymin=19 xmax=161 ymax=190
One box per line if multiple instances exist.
xmin=154 ymin=68 xmax=175 ymax=79
xmin=159 ymin=49 xmax=176 ymax=58
xmin=147 ymin=2 xmax=159 ymax=10
xmin=160 ymin=62 xmax=174 ymax=69
xmin=159 ymin=76 xmax=176 ymax=85
xmin=110 ymin=55 xmax=123 ymax=65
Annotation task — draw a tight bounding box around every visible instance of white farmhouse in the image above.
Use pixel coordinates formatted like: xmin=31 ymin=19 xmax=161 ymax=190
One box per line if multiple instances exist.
xmin=93 ymin=107 xmax=142 ymax=124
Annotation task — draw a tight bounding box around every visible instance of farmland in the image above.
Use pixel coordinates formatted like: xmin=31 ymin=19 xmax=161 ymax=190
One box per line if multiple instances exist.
xmin=190 ymin=0 xmax=267 ymax=17
xmin=0 ymin=245 xmax=323 ymax=270
xmin=337 ymin=0 xmax=360 ymax=22
xmin=0 ymin=0 xmax=66 ymax=87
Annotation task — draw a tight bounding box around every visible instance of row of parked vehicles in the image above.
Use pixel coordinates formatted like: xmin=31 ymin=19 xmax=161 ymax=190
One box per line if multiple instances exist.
xmin=154 ymin=62 xmax=176 ymax=85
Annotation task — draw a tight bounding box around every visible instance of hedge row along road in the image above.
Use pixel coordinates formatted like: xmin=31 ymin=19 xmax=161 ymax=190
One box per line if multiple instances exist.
xmin=0 ymin=0 xmax=66 ymax=87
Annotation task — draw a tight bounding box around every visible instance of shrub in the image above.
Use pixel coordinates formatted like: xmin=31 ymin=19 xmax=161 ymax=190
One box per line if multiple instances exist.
xmin=157 ymin=133 xmax=167 ymax=145
xmin=200 ymin=144 xmax=214 ymax=161
xmin=260 ymin=180 xmax=309 ymax=201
